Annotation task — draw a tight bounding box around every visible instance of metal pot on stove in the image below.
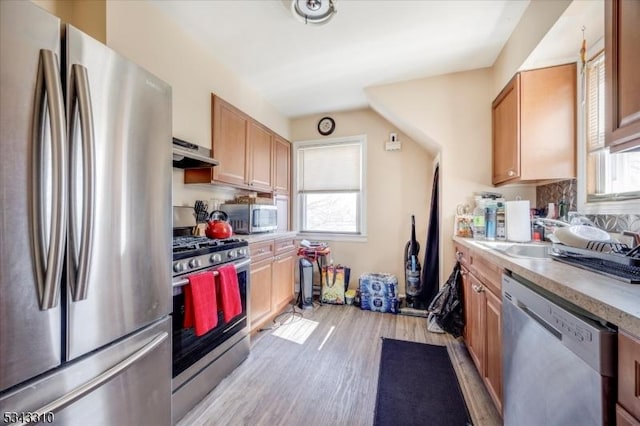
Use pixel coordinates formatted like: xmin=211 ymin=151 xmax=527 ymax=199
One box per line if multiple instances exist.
xmin=205 ymin=210 xmax=233 ymax=239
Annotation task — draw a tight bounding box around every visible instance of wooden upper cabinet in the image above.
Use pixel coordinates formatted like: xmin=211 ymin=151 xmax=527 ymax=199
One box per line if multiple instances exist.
xmin=273 ymin=136 xmax=291 ymax=195
xmin=213 ymin=96 xmax=248 ymax=186
xmin=185 ymin=95 xmax=292 ymax=193
xmin=493 ymin=75 xmax=520 ymax=184
xmin=247 ymin=121 xmax=273 ymax=191
xmin=605 ymin=0 xmax=640 ymax=152
xmin=492 ymin=63 xmax=576 ymax=185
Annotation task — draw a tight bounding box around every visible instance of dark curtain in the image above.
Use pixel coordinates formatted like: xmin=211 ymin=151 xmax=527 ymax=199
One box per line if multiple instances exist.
xmin=417 ymin=164 xmax=439 ymax=308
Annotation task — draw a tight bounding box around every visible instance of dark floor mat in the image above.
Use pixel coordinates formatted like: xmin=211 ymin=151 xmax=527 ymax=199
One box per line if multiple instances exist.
xmin=374 ymin=338 xmax=472 ymax=426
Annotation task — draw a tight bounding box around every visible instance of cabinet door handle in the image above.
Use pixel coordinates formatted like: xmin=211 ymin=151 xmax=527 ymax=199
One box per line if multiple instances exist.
xmin=508 ymin=170 xmax=515 ymax=177
xmin=472 ymin=284 xmax=484 ymax=293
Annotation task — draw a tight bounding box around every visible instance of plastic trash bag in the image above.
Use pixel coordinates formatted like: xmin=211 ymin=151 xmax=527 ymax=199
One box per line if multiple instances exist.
xmin=427 ymin=261 xmax=464 ymax=337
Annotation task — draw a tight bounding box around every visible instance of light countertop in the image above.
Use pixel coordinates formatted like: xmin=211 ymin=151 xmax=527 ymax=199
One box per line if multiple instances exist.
xmin=453 ymin=236 xmax=640 ymax=337
xmin=238 ymin=231 xmax=297 ymax=244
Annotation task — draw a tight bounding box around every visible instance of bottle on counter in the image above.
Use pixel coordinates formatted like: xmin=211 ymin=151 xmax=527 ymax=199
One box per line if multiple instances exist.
xmin=485 ymin=206 xmax=497 ymax=241
xmin=558 ymin=198 xmax=568 ymax=222
xmin=472 ymin=204 xmax=486 ymax=240
xmin=496 ymin=204 xmax=506 ymax=240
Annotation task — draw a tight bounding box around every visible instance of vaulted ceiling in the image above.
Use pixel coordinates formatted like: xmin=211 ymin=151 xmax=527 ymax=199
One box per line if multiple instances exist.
xmin=150 ymin=0 xmax=531 ymax=117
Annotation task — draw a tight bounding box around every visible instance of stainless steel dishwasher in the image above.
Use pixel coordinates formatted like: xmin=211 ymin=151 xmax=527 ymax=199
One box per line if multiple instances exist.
xmin=502 ymin=273 xmax=616 ymax=426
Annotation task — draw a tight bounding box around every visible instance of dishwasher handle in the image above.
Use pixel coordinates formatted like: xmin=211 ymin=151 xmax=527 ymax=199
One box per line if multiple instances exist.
xmin=505 ymin=291 xmax=563 ymax=341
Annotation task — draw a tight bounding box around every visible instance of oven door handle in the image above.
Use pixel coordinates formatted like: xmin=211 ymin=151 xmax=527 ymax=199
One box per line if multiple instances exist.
xmin=172 ymin=258 xmax=251 ymax=288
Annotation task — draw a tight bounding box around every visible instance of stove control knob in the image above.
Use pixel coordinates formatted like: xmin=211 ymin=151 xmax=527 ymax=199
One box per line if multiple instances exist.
xmin=239 ymin=248 xmax=247 ymax=256
xmin=228 ymin=250 xmax=237 ymax=259
xmin=210 ymin=254 xmax=222 ymax=263
xmin=188 ymin=259 xmax=201 ymax=269
xmin=173 ymin=263 xmax=185 ymax=273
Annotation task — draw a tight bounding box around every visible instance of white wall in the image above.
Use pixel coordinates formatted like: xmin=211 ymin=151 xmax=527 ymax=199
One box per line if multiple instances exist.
xmin=362 ymin=0 xmax=571 ymax=282
xmin=291 ymin=109 xmax=434 ymax=295
xmin=33 ymin=0 xmax=105 ymax=42
xmin=104 ymin=0 xmax=290 ymax=207
xmin=492 ymin=0 xmax=571 ymax=97
xmin=366 ymin=69 xmax=537 ymax=282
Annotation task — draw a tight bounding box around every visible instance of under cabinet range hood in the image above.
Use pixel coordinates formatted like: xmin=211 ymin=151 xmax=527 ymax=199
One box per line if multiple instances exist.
xmin=172 ymin=137 xmax=219 ymax=168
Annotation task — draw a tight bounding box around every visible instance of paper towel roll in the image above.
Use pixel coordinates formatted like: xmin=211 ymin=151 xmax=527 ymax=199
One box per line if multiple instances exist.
xmin=505 ymin=200 xmax=531 ymax=242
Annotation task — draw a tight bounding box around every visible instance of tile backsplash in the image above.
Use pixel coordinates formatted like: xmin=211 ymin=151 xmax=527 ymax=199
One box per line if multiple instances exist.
xmin=536 ymin=179 xmax=639 ymax=233
xmin=536 ymin=179 xmax=577 ymax=212
xmin=586 ymin=214 xmax=640 ymax=233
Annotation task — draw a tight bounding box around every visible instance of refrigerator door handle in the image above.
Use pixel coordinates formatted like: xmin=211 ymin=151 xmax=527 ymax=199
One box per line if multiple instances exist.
xmin=68 ymin=64 xmax=95 ymax=301
xmin=11 ymin=331 xmax=169 ymax=426
xmin=31 ymin=49 xmax=67 ymax=311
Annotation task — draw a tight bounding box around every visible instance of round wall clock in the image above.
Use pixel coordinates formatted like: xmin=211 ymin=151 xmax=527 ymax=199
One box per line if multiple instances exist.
xmin=317 ymin=116 xmax=335 ymax=136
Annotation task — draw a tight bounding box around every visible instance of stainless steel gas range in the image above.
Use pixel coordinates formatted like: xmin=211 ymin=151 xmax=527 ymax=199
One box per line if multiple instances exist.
xmin=171 ymin=207 xmax=251 ymax=423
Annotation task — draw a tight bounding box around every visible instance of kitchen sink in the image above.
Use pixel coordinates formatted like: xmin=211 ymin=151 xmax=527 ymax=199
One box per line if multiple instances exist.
xmin=476 ymin=241 xmax=551 ymax=259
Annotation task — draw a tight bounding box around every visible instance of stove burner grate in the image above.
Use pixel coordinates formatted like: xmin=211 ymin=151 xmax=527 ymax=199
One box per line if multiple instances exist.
xmin=171 ymin=236 xmax=248 ymax=260
xmin=173 ymin=236 xmax=222 ymax=253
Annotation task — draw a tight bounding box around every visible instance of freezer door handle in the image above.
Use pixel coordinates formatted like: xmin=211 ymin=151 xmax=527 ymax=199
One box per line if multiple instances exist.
xmin=68 ymin=64 xmax=96 ymax=302
xmin=9 ymin=331 xmax=169 ymax=426
xmin=31 ymin=49 xmax=67 ymax=311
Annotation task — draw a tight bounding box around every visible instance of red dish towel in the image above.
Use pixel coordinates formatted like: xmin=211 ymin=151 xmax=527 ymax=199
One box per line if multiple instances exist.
xmin=218 ymin=264 xmax=241 ymax=322
xmin=183 ymin=271 xmax=218 ymax=336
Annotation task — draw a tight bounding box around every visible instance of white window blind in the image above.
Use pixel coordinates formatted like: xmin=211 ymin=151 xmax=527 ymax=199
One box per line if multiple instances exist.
xmin=586 ymin=52 xmax=605 ymax=152
xmin=297 ymin=143 xmax=361 ymax=192
xmin=294 ymin=136 xmax=366 ymax=235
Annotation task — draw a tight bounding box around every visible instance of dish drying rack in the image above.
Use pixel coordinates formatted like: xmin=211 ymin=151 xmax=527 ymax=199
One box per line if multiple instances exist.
xmin=550 ymin=242 xmax=640 ymax=284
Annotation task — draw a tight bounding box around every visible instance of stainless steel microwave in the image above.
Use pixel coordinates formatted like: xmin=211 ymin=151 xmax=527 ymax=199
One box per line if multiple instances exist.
xmin=220 ymin=203 xmax=277 ymax=234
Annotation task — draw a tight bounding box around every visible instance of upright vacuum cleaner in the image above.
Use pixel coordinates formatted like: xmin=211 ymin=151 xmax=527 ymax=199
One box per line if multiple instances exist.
xmin=404 ymin=215 xmax=423 ymax=308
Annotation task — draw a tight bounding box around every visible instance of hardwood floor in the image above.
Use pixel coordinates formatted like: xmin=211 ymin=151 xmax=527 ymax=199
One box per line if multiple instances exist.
xmin=177 ymin=304 xmax=502 ymax=426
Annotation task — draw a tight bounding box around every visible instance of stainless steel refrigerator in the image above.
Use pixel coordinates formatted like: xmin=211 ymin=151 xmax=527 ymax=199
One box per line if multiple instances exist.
xmin=0 ymin=2 xmax=172 ymax=424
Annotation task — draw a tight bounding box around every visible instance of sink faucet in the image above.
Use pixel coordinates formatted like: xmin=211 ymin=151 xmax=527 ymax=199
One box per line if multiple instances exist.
xmin=530 ymin=217 xmax=568 ymax=242
xmin=532 ymin=218 xmax=569 ymax=227
xmin=532 ymin=213 xmax=597 ymax=227
xmin=567 ymin=212 xmax=597 ymax=227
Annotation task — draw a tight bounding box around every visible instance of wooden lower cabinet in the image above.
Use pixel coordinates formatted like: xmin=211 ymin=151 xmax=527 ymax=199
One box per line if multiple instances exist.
xmin=467 ymin=273 xmax=486 ymax=372
xmin=618 ymin=404 xmax=640 ymax=426
xmin=458 ymin=244 xmax=503 ymax=415
xmin=484 ymin=287 xmax=503 ymax=413
xmin=249 ymin=258 xmax=273 ymax=332
xmin=619 ymin=330 xmax=640 ymax=423
xmin=249 ymin=237 xmax=296 ymax=333
xmin=272 ymin=249 xmax=296 ymax=314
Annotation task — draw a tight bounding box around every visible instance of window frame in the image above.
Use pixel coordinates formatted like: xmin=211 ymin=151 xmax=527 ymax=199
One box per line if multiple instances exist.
xmin=292 ymin=134 xmax=367 ymax=241
xmin=577 ymin=39 xmax=640 ymax=214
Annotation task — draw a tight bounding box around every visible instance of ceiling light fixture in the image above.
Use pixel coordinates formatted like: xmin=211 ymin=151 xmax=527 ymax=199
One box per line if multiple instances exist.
xmin=290 ymin=0 xmax=336 ymax=25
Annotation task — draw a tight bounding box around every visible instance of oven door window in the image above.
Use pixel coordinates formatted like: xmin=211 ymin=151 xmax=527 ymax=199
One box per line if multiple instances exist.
xmin=172 ymin=268 xmax=248 ymax=378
